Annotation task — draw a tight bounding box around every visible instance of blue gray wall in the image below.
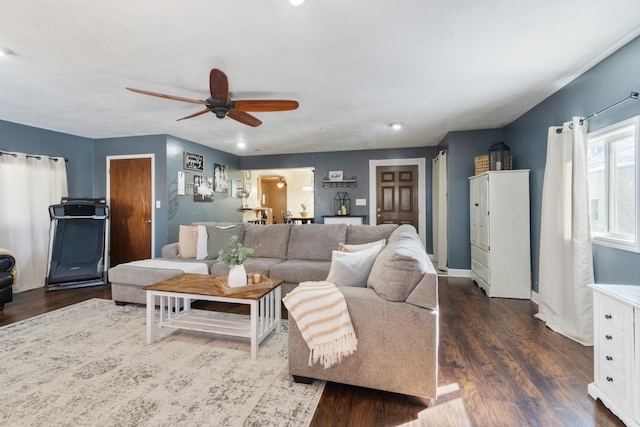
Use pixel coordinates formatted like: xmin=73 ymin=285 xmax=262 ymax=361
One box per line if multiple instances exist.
xmin=92 ymin=134 xmax=243 ymax=253
xmin=505 ymin=35 xmax=640 ymax=289
xmin=165 ymin=136 xmax=242 ymax=244
xmin=438 ymin=129 xmax=504 ymax=270
xmin=0 ymin=120 xmax=94 ymax=197
xmin=92 ymin=134 xmax=169 ymax=255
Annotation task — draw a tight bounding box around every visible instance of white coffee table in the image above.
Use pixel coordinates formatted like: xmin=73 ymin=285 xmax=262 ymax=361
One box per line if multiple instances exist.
xmin=143 ymin=274 xmax=282 ymax=360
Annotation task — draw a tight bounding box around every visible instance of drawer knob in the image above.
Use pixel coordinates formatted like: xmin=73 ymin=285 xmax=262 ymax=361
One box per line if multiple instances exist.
xmin=605 ymin=335 xmax=613 ymax=340
xmin=606 ymin=376 xmax=614 ymax=382
xmin=606 ymin=355 xmax=613 ymax=361
xmin=604 ymin=314 xmax=612 ymax=320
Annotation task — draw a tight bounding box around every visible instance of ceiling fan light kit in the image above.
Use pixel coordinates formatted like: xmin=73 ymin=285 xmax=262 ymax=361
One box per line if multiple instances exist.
xmin=126 ymin=68 xmax=299 ymax=127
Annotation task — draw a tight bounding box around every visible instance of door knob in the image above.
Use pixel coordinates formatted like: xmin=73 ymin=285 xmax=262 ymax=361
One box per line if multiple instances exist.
xmin=143 ymin=219 xmax=151 ymax=224
xmin=377 ymin=214 xmax=382 ymax=218
xmin=376 ymin=207 xmax=381 ymax=212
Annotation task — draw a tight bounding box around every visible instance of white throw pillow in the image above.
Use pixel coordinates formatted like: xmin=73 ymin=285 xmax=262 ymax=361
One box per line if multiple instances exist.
xmin=339 ymin=239 xmax=386 ymax=253
xmin=196 ymin=225 xmax=208 ymax=260
xmin=178 ymin=225 xmax=198 ymax=259
xmin=326 ymin=244 xmax=382 ymax=287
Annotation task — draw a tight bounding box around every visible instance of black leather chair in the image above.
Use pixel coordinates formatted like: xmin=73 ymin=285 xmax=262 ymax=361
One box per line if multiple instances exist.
xmin=0 ymin=251 xmax=16 ymax=310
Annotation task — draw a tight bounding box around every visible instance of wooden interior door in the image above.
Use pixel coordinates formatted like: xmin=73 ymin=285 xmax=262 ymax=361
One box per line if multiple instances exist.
xmin=109 ymin=157 xmax=152 ymax=267
xmin=376 ymin=165 xmax=419 ymax=230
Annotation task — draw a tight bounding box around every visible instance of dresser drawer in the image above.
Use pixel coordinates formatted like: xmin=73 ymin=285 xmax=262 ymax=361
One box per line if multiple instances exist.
xmin=471 ymin=245 xmax=489 ymax=267
xmin=598 ymin=295 xmax=630 ymax=333
xmin=598 ymin=344 xmax=626 ymax=375
xmin=599 ymin=325 xmax=627 ymax=353
xmin=598 ymin=362 xmax=629 ymax=405
xmin=471 ymin=258 xmax=489 ymax=284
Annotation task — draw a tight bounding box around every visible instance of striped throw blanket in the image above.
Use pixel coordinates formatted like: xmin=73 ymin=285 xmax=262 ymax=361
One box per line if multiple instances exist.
xmin=283 ymin=281 xmax=357 ymax=368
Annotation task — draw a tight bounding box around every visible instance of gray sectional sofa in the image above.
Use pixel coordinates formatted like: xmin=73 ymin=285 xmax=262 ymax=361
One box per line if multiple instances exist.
xmin=108 ymin=222 xmax=439 ymax=401
xmin=288 ymin=224 xmax=439 ymax=401
xmin=109 ymin=222 xmax=399 ymax=304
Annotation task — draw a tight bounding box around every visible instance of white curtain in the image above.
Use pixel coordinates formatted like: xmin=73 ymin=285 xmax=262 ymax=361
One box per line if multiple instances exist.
xmin=432 ymin=151 xmax=448 ymax=271
xmin=0 ymin=152 xmax=68 ymax=293
xmin=535 ymin=117 xmax=594 ymax=345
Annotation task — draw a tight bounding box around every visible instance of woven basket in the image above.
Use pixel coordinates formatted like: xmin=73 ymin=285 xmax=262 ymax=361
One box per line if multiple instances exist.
xmin=474 ymin=155 xmax=489 ymax=175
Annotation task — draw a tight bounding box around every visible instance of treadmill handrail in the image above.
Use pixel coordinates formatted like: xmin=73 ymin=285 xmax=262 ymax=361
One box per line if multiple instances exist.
xmin=50 ymin=215 xmax=109 ymax=220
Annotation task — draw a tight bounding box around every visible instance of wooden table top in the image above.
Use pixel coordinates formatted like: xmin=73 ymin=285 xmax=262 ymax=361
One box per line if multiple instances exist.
xmin=143 ymin=274 xmax=282 ymax=300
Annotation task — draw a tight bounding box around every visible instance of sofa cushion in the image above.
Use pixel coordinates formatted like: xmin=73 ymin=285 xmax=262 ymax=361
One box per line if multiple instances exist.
xmin=243 ymin=224 xmax=292 ymax=259
xmin=206 ymin=224 xmax=245 ymax=259
xmin=210 ymin=257 xmax=285 ymax=277
xmin=339 ymin=239 xmax=386 ymax=253
xmin=326 ymin=244 xmax=382 ymax=287
xmin=287 ymin=224 xmax=347 ymax=261
xmin=345 ymin=224 xmax=398 ymax=245
xmin=269 ymin=259 xmax=332 ymax=283
xmin=367 ymin=232 xmax=430 ymax=302
xmin=196 ymin=225 xmax=208 ymax=259
xmin=388 ymin=224 xmax=419 ymax=243
xmin=178 ymin=225 xmax=199 ymax=259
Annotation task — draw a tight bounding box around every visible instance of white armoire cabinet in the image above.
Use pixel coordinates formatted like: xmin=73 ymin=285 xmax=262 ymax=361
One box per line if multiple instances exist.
xmin=469 ymin=170 xmax=531 ymax=299
xmin=589 ymin=284 xmax=640 ymax=427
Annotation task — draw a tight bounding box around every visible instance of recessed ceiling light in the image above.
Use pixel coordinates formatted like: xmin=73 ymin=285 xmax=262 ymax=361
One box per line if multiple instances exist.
xmin=0 ymin=46 xmax=14 ymax=56
xmin=289 ymin=0 xmax=305 ymax=6
xmin=390 ymin=122 xmax=403 ymax=130
xmin=237 ymin=142 xmax=246 ymax=149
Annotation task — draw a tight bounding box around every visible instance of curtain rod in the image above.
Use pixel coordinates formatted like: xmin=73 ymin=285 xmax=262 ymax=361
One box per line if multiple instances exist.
xmin=583 ymin=91 xmax=638 ymax=123
xmin=556 ymin=91 xmax=638 ymax=134
xmin=0 ymin=150 xmax=68 ymax=162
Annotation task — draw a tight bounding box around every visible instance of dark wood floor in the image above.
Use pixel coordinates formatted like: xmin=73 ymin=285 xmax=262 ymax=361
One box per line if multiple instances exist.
xmin=0 ymin=277 xmax=625 ymax=427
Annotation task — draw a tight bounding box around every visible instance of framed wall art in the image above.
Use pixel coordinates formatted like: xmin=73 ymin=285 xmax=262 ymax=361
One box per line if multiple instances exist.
xmin=193 ymin=175 xmax=213 ymax=202
xmin=184 ymin=151 xmax=205 ymax=172
xmin=328 ymin=170 xmax=344 ymax=181
xmin=214 ymin=163 xmax=229 ymax=193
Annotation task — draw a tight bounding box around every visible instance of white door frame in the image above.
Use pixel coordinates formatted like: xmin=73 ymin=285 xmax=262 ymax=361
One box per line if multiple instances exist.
xmin=369 ymin=158 xmax=426 ymax=247
xmin=106 ymin=154 xmax=156 ymax=263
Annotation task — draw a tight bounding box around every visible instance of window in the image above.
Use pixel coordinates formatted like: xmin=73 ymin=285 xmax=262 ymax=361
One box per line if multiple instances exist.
xmin=587 ymin=116 xmax=640 ymax=252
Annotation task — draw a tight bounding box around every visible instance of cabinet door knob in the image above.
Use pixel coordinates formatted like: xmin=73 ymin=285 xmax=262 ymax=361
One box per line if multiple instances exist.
xmin=606 ymin=355 xmax=613 ymax=361
xmin=605 ymin=335 xmax=613 ymax=340
xmin=606 ymin=376 xmax=614 ymax=382
xmin=604 ymin=314 xmax=612 ymax=319
xmin=474 ymin=203 xmax=479 ymax=206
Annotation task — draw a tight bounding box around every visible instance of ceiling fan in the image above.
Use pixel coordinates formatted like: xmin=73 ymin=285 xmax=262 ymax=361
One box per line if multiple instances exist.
xmin=126 ymin=68 xmax=299 ymax=127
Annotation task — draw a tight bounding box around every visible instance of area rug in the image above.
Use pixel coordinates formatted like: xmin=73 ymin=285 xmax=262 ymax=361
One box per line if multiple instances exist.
xmin=0 ymin=298 xmax=324 ymax=427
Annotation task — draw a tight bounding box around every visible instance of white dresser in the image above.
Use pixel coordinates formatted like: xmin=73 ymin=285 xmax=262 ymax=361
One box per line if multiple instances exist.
xmin=468 ymin=171 xmax=531 ymax=299
xmin=589 ymin=284 xmax=640 ymax=427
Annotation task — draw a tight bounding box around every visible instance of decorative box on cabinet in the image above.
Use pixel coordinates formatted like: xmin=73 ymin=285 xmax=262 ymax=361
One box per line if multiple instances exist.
xmin=589 ymin=284 xmax=640 ymax=427
xmin=468 ymin=171 xmax=531 ymax=299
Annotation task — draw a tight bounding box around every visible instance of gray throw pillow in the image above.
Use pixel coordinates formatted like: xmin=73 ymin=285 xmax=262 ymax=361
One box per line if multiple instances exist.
xmin=367 ymin=236 xmax=429 ymax=301
xmin=206 ymin=224 xmax=245 ymax=259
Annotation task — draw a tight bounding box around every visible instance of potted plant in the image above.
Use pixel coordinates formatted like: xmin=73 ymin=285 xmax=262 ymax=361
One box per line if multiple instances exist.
xmin=218 ymin=235 xmax=255 ymax=287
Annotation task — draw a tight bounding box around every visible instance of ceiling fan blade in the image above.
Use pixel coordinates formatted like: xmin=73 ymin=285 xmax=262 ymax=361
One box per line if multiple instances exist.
xmin=233 ymin=100 xmax=299 ymax=112
xmin=210 ymin=68 xmax=229 ymax=104
xmin=126 ymin=87 xmax=206 ymax=105
xmin=177 ymin=108 xmax=211 ymax=121
xmin=227 ymin=110 xmax=262 ymax=127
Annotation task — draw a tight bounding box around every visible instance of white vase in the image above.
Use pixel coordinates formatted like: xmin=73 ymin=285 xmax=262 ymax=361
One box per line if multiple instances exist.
xmin=228 ymin=264 xmax=247 ymax=288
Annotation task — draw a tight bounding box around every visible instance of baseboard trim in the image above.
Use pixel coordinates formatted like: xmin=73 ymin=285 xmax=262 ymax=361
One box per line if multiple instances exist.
xmin=447 ymin=269 xmax=471 ymax=278
xmin=531 ymin=291 xmax=539 ymax=304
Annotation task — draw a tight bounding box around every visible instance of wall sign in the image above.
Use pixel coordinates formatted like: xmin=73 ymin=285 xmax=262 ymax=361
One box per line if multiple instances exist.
xmin=184 ymin=151 xmax=205 ymax=172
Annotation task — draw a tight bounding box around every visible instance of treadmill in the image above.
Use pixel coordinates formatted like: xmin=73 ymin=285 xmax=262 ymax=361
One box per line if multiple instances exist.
xmin=45 ymin=197 xmax=109 ymax=290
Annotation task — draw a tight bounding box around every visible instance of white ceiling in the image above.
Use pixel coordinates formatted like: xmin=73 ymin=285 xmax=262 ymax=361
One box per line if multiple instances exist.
xmin=1 ymin=1 xmax=640 ymax=156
